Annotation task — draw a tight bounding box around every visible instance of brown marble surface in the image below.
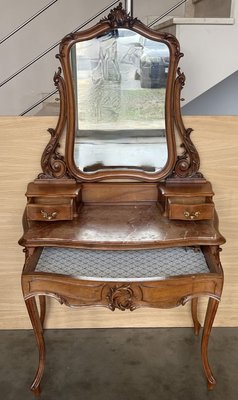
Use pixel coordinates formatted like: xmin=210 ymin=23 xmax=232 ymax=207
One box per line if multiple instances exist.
xmin=20 ymin=204 xmax=225 ymax=249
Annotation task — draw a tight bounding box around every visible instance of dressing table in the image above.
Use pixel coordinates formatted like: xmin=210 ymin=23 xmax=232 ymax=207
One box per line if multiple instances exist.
xmin=19 ymin=3 xmax=225 ymax=395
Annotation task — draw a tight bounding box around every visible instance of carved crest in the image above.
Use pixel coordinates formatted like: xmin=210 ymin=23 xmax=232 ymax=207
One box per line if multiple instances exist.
xmin=100 ymin=2 xmax=139 ymax=28
xmin=107 ymin=284 xmax=136 ymax=311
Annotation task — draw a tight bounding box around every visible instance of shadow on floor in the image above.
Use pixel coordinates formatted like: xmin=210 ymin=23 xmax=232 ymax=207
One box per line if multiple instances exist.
xmin=0 ymin=328 xmax=237 ymax=400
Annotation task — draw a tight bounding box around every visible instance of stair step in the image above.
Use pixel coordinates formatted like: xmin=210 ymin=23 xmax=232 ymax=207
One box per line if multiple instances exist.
xmin=155 ymin=17 xmax=234 ymax=30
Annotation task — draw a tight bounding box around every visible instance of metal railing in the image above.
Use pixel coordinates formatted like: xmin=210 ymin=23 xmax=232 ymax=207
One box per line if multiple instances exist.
xmin=148 ymin=0 xmax=187 ymax=27
xmin=0 ymin=0 xmax=120 ymax=89
xmin=0 ymin=0 xmax=187 ymax=115
xmin=0 ymin=0 xmax=59 ymax=46
xmin=19 ymin=90 xmax=59 ymax=116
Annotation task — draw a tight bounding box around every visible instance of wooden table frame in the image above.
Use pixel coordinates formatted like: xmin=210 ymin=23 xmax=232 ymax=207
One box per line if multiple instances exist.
xmin=21 ymin=210 xmax=224 ymax=395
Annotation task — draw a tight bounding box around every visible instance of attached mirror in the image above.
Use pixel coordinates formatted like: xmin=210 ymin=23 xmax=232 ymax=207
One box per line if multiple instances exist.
xmin=39 ymin=3 xmax=201 ymax=182
xmin=71 ymin=28 xmax=170 ymax=174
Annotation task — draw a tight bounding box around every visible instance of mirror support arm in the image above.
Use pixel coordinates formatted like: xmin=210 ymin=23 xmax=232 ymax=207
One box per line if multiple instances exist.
xmin=125 ymin=0 xmax=133 ymax=17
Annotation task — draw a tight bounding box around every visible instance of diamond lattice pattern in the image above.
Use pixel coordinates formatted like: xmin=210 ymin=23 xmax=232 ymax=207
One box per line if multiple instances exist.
xmin=35 ymin=247 xmax=210 ymax=282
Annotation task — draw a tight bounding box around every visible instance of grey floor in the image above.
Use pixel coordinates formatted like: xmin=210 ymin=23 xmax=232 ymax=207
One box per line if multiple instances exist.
xmin=0 ymin=328 xmax=237 ymax=400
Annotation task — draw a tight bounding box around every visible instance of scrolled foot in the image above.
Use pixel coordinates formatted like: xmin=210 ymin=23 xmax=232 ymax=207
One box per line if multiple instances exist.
xmin=31 ymin=384 xmax=41 ymax=396
xmin=207 ymin=376 xmax=216 ymax=390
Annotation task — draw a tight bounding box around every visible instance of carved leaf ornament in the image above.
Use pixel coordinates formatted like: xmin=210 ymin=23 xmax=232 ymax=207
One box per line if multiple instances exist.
xmin=107 ymin=285 xmax=136 ymax=311
xmin=100 ymin=2 xmax=139 ymax=28
xmin=38 ymin=67 xmax=69 ymax=180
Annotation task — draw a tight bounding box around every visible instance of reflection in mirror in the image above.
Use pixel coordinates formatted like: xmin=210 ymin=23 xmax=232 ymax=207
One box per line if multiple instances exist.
xmin=71 ymin=28 xmax=170 ymax=173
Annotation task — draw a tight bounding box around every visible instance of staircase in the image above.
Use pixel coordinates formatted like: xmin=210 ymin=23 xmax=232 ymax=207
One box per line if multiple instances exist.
xmin=0 ymin=0 xmax=237 ymax=116
xmin=154 ymin=0 xmax=238 ymax=113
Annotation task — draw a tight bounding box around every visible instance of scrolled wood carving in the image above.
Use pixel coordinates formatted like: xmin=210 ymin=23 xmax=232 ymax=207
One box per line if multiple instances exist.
xmin=23 ymin=247 xmax=34 ymax=263
xmin=179 ymin=293 xmax=221 ymax=306
xmin=22 ymin=247 xmax=35 ymax=273
xmin=107 ymin=284 xmax=136 ymax=311
xmin=100 ymin=2 xmax=140 ymax=28
xmin=163 ymin=32 xmax=182 ymax=59
xmin=38 ymin=67 xmax=70 ymax=180
xmin=210 ymin=246 xmax=223 ymax=273
xmin=170 ymin=68 xmax=204 ymax=181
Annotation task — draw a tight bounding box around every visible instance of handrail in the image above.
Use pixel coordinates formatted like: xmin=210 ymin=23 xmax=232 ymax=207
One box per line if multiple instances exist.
xmin=0 ymin=0 xmax=59 ymax=46
xmin=0 ymin=0 xmax=120 ymax=89
xmin=19 ymin=0 xmax=187 ymax=116
xmin=125 ymin=0 xmax=133 ymax=17
xmin=148 ymin=0 xmax=188 ymax=27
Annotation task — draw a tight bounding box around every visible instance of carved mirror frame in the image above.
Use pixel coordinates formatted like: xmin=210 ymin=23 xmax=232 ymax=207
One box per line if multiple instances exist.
xmin=39 ymin=3 xmax=203 ymax=183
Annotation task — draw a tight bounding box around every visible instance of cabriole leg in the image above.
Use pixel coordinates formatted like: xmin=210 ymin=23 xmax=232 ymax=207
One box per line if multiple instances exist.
xmin=201 ymin=297 xmax=219 ymax=390
xmin=25 ymin=297 xmax=45 ymax=396
xmin=191 ymin=297 xmax=201 ymax=335
xmin=39 ymin=295 xmax=46 ymax=329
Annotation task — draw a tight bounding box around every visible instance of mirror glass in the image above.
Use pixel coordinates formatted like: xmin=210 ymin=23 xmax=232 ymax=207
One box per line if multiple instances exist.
xmin=71 ymin=28 xmax=170 ymax=173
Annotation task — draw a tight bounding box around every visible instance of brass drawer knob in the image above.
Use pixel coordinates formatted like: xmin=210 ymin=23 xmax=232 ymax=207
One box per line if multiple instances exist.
xmin=40 ymin=210 xmax=57 ymax=220
xmin=184 ymin=211 xmax=200 ymax=220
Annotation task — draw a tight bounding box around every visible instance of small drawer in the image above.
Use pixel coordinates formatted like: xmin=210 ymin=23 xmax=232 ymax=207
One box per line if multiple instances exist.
xmin=168 ymin=202 xmax=214 ymax=221
xmin=27 ymin=202 xmax=73 ymax=221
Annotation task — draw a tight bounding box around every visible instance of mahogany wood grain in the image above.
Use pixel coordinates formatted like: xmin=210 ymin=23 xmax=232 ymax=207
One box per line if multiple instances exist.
xmin=201 ymin=298 xmax=220 ymax=390
xmin=22 ymin=267 xmax=223 ymax=310
xmin=25 ymin=297 xmax=45 ymax=395
xmin=168 ymin=202 xmax=214 ymax=221
xmin=39 ymin=296 xmax=46 ymax=328
xmin=82 ymin=183 xmax=158 ymax=203
xmin=191 ymin=297 xmax=201 ymax=335
xmin=26 ymin=202 xmax=73 ymax=221
xmin=159 ymin=182 xmax=214 ymax=196
xmin=19 ymin=204 xmax=225 ymax=249
xmin=26 ymin=182 xmax=80 ymax=196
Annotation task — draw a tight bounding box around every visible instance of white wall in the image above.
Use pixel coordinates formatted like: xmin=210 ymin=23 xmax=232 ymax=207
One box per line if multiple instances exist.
xmin=194 ymin=0 xmax=232 ymax=17
xmin=0 ymin=0 xmax=185 ymax=115
xmin=178 ymin=19 xmax=238 ymax=104
xmin=156 ymin=0 xmax=238 ymax=105
xmin=184 ymin=0 xmax=232 ymax=17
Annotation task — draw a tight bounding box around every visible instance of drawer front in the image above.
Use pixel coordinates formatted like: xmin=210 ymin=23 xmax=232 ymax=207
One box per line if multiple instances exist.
xmin=169 ymin=203 xmax=214 ymax=221
xmin=27 ymin=203 xmax=73 ymax=221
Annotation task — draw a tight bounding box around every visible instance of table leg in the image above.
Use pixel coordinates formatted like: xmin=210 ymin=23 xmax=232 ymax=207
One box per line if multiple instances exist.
xmin=25 ymin=296 xmax=45 ymax=396
xmin=191 ymin=297 xmax=201 ymax=335
xmin=39 ymin=295 xmax=46 ymax=329
xmin=201 ymin=297 xmax=219 ymax=390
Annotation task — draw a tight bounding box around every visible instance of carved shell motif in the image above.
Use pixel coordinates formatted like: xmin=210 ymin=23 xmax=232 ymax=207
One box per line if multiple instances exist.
xmin=107 ymin=285 xmax=136 ymax=311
